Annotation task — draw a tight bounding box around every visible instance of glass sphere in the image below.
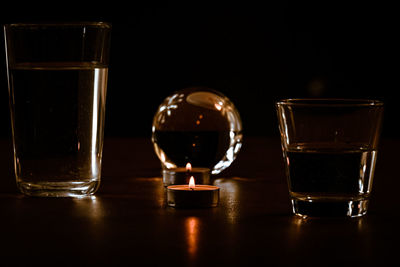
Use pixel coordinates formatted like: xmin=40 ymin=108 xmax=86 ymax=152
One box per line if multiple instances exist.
xmin=152 ymin=87 xmax=243 ymax=175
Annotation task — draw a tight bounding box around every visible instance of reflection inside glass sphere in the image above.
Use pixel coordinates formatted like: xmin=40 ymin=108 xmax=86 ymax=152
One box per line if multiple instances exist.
xmin=152 ymin=87 xmax=243 ymax=175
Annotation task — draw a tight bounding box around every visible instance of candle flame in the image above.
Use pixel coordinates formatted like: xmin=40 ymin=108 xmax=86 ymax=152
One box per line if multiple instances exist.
xmin=186 ymin=162 xmax=192 ymax=172
xmin=189 ymin=176 xmax=195 ymax=190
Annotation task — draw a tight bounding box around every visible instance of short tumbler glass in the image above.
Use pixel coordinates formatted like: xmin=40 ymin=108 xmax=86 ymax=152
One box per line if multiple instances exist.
xmin=4 ymin=22 xmax=111 ymax=197
xmin=276 ymin=99 xmax=384 ymax=217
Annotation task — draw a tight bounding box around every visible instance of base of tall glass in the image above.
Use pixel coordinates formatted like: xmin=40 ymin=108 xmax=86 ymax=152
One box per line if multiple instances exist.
xmin=16 ymin=179 xmax=100 ymax=197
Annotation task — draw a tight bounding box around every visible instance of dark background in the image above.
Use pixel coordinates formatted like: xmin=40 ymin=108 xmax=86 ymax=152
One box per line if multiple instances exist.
xmin=0 ymin=1 xmax=397 ymax=138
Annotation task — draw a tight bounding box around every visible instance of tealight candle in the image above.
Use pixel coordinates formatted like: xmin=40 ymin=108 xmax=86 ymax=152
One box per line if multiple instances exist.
xmin=163 ymin=163 xmax=210 ymax=186
xmin=167 ymin=176 xmax=220 ymax=208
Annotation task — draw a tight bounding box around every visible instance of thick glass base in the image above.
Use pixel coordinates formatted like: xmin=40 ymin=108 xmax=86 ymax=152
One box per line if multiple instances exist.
xmin=16 ymin=180 xmax=100 ymax=197
xmin=291 ymin=198 xmax=369 ymax=218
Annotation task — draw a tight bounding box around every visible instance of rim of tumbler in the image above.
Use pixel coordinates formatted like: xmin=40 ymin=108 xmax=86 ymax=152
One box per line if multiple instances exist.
xmin=4 ymin=22 xmax=111 ymax=29
xmin=276 ymin=98 xmax=384 ymax=107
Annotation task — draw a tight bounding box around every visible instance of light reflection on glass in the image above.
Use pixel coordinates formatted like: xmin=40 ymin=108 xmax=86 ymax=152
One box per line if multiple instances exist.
xmin=214 ymin=103 xmax=222 ymax=110
xmin=91 ymin=68 xmax=100 ymax=176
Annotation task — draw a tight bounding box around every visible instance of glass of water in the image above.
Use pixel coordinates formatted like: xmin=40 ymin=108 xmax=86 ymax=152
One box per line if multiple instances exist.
xmin=4 ymin=22 xmax=111 ymax=197
xmin=276 ymin=99 xmax=384 ymax=217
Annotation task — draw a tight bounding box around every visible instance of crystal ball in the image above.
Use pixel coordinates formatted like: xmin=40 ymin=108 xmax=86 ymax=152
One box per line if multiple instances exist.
xmin=152 ymin=87 xmax=243 ymax=175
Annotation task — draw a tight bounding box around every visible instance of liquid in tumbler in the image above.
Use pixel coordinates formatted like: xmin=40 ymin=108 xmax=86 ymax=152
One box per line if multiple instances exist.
xmin=9 ymin=62 xmax=107 ymax=196
xmin=285 ymin=146 xmax=376 ymax=216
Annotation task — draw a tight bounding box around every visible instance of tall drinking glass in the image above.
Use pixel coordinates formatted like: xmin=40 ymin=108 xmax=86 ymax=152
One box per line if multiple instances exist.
xmin=276 ymin=99 xmax=384 ymax=217
xmin=4 ymin=22 xmax=111 ymax=197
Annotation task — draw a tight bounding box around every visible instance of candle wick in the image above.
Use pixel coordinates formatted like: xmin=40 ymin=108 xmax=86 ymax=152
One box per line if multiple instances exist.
xmin=190 ymin=187 xmax=194 ymax=191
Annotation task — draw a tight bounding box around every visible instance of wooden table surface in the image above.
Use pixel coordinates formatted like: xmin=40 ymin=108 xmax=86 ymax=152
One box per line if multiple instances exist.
xmin=0 ymin=137 xmax=399 ymax=266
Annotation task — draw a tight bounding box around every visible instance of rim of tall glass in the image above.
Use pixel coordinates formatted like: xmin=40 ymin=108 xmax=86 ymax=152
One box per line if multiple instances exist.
xmin=276 ymin=98 xmax=383 ymax=107
xmin=4 ymin=22 xmax=111 ymax=29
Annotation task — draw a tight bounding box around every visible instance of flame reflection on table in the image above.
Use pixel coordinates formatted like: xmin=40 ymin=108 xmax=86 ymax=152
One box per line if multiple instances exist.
xmin=185 ymin=216 xmax=200 ymax=259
